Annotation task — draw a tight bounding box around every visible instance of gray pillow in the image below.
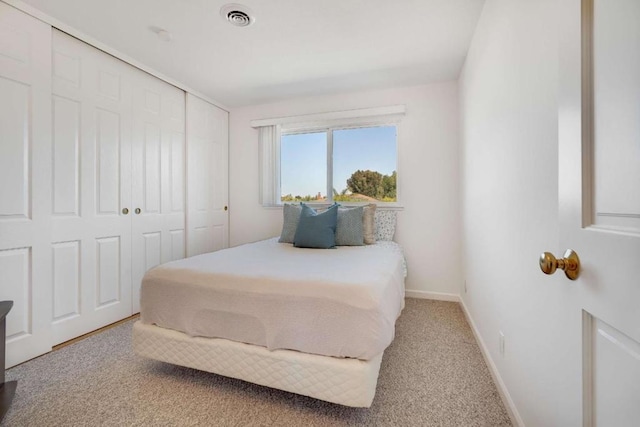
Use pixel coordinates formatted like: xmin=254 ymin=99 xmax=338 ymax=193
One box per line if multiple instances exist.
xmin=278 ymin=203 xmax=302 ymax=243
xmin=293 ymin=204 xmax=338 ymax=249
xmin=335 ymin=206 xmax=364 ymax=246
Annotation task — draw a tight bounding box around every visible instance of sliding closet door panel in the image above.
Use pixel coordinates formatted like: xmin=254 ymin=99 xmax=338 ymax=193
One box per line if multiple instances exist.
xmin=51 ymin=30 xmax=132 ymax=345
xmin=186 ymin=94 xmax=229 ymax=257
xmin=131 ymin=70 xmax=185 ymax=313
xmin=0 ymin=3 xmax=52 ymax=367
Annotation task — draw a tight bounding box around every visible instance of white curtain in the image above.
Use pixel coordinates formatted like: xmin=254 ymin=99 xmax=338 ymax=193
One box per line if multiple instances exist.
xmin=258 ymin=125 xmax=281 ymax=206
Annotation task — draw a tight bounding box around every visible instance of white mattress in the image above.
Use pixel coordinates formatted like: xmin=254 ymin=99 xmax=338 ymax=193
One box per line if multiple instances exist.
xmin=140 ymin=238 xmax=405 ymax=360
xmin=133 ymin=321 xmax=383 ymax=407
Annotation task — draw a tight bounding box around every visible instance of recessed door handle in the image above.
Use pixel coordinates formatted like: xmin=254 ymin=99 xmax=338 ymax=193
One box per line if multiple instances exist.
xmin=539 ymin=249 xmax=580 ymax=280
xmin=135 ymin=208 xmax=141 ymax=214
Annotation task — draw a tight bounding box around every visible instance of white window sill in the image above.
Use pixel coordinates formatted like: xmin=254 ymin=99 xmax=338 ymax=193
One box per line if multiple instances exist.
xmin=262 ymin=203 xmax=404 ymax=211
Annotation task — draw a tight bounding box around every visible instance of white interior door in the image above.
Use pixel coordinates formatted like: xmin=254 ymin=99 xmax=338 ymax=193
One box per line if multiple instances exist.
xmin=51 ymin=30 xmax=133 ymax=345
xmin=0 ymin=2 xmax=53 ymax=367
xmin=131 ymin=70 xmax=186 ymax=313
xmin=559 ymin=0 xmax=640 ymax=425
xmin=186 ymin=94 xmax=229 ymax=257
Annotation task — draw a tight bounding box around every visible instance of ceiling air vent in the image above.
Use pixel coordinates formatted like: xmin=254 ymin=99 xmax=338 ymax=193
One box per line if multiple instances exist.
xmin=220 ymin=4 xmax=255 ymax=27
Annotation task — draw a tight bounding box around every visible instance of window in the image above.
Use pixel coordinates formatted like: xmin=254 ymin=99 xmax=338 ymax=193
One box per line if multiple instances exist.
xmin=253 ymin=105 xmax=404 ymax=206
xmin=280 ymin=131 xmax=327 ymax=202
xmin=280 ymin=126 xmax=398 ymax=204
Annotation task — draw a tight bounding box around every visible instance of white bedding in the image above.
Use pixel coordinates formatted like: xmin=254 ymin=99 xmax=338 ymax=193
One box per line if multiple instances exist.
xmin=140 ymin=238 xmax=405 ymax=360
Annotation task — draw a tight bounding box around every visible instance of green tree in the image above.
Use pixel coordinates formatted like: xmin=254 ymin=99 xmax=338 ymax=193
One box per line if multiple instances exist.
xmin=280 ymin=193 xmax=323 ymax=202
xmin=382 ymin=171 xmax=397 ymax=199
xmin=346 ymin=170 xmax=384 ymax=198
xmin=346 ymin=170 xmax=397 ymax=200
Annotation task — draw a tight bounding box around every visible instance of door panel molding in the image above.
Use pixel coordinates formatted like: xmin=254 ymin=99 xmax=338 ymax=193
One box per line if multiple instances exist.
xmin=582 ymin=311 xmax=594 ymax=427
xmin=582 ymin=0 xmax=640 ymax=235
xmin=583 ymin=310 xmax=640 ymax=427
xmin=581 ymin=0 xmax=595 ymax=229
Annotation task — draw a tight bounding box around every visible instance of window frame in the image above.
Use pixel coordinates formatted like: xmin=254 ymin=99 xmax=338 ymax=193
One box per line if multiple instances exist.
xmin=279 ymin=120 xmax=400 ymax=207
xmin=253 ymin=105 xmax=405 ymax=208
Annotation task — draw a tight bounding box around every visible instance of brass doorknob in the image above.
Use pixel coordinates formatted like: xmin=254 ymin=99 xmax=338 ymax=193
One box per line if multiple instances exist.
xmin=224 ymin=206 xmax=228 ymax=211
xmin=539 ymin=249 xmax=580 ymax=280
xmin=135 ymin=208 xmax=141 ymax=214
xmin=122 ymin=208 xmax=129 ymax=215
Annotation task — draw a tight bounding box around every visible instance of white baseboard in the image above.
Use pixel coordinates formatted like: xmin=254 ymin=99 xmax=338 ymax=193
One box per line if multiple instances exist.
xmin=404 ymin=290 xmax=459 ymax=302
xmin=459 ymin=298 xmax=525 ymax=427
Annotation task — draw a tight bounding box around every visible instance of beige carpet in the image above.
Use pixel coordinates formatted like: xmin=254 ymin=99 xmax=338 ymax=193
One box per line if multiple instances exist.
xmin=2 ymin=299 xmax=511 ymax=426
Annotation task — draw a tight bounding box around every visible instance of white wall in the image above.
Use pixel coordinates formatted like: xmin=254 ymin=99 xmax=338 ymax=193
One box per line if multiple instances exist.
xmin=229 ymin=83 xmax=462 ymax=296
xmin=460 ymin=1 xmax=582 ymax=425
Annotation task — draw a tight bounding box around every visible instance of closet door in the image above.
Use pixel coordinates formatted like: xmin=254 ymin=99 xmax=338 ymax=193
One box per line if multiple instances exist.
xmin=131 ymin=71 xmax=186 ymax=313
xmin=51 ymin=30 xmax=133 ymax=344
xmin=0 ymin=3 xmax=53 ymax=367
xmin=186 ymin=94 xmax=229 ymax=256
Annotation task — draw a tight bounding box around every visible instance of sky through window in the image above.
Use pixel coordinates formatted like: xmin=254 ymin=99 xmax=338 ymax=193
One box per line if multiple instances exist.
xmin=280 ymin=126 xmax=396 ymax=201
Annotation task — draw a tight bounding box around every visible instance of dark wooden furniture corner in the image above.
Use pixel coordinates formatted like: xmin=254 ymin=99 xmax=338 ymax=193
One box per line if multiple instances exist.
xmin=0 ymin=301 xmax=16 ymax=422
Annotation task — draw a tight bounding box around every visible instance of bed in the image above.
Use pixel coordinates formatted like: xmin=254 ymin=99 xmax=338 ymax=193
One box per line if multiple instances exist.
xmin=133 ymin=237 xmax=406 ymax=407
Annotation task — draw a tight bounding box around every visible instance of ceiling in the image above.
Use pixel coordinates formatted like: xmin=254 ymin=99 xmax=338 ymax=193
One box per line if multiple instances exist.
xmin=19 ymin=0 xmax=485 ymax=107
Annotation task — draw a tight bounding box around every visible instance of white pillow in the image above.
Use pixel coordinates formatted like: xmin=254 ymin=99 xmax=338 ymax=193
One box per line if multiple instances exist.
xmin=374 ymin=210 xmax=397 ymax=241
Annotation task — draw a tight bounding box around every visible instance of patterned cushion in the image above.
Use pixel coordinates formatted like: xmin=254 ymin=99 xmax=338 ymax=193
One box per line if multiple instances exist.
xmin=374 ymin=210 xmax=397 ymax=241
xmin=294 ymin=204 xmax=338 ymax=249
xmin=335 ymin=206 xmax=364 ymax=246
xmin=363 ymin=204 xmax=377 ymax=244
xmin=278 ymin=203 xmax=302 ymax=243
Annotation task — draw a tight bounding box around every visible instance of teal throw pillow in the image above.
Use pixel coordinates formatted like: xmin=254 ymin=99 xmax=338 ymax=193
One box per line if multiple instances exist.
xmin=293 ymin=204 xmax=338 ymax=249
